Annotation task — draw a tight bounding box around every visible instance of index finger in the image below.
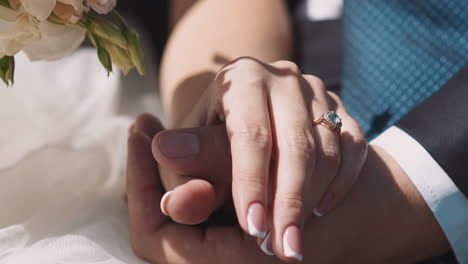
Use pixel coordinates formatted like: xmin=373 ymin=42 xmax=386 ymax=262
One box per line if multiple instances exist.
xmin=217 ymin=58 xmax=272 ymax=238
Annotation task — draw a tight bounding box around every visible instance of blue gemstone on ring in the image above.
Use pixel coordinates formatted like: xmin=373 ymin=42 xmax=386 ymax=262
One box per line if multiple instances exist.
xmin=325 ymin=111 xmax=342 ymax=128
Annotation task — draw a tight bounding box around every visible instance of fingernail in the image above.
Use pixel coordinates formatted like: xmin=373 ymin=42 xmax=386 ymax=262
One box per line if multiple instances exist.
xmin=260 ymin=232 xmax=275 ymax=256
xmin=160 ymin=191 xmax=173 ymax=216
xmin=283 ymin=225 xmax=303 ymax=261
xmin=313 ymin=209 xmax=323 ymax=217
xmin=158 ymin=132 xmax=200 ymax=158
xmin=313 ymin=192 xmax=334 ymax=217
xmin=247 ymin=203 xmax=267 ymax=238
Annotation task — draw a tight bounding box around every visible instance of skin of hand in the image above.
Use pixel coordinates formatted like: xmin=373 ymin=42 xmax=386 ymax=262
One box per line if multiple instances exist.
xmin=154 ymin=57 xmax=368 ymax=261
xmin=127 ymin=115 xmax=450 ymax=264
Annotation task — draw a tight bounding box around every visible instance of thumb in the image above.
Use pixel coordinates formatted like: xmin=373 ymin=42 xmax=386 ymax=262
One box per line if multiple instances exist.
xmin=152 ymin=124 xmax=232 ymax=225
xmin=152 ymin=124 xmax=232 ymax=184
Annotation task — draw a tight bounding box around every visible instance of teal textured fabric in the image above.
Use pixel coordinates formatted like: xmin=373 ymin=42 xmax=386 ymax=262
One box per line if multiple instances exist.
xmin=341 ymin=1 xmax=468 ymax=139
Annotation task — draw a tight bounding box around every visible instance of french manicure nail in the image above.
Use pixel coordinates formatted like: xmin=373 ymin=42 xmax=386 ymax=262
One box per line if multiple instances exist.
xmin=313 ymin=208 xmax=323 ymax=217
xmin=314 ymin=192 xmax=334 ymax=217
xmin=247 ymin=203 xmax=267 ymax=238
xmin=160 ymin=191 xmax=173 ymax=216
xmin=158 ymin=132 xmax=200 ymax=158
xmin=260 ymin=232 xmax=275 ymax=256
xmin=283 ymin=225 xmax=303 ymax=261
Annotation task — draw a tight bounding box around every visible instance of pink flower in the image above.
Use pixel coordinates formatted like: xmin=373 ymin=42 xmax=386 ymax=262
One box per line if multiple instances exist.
xmin=53 ymin=1 xmax=84 ymax=24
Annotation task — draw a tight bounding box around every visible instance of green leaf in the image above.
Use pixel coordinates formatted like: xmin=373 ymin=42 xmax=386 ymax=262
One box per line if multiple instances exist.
xmin=6 ymin=56 xmax=14 ymax=84
xmin=98 ymin=47 xmax=113 ymax=76
xmin=111 ymin=10 xmax=129 ymax=28
xmin=101 ymin=39 xmax=133 ymax=75
xmin=112 ymin=11 xmax=145 ymax=75
xmin=0 ymin=56 xmax=15 ymax=87
xmin=87 ymin=15 xmax=127 ymax=49
xmin=0 ymin=0 xmax=11 ymax=8
xmin=124 ymin=27 xmax=145 ymax=75
xmin=47 ymin=13 xmax=66 ymax=25
xmin=88 ymin=33 xmax=113 ymax=75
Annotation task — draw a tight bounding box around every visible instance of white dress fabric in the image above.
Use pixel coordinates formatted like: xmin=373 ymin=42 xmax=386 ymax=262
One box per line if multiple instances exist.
xmin=0 ymin=50 xmax=148 ymax=264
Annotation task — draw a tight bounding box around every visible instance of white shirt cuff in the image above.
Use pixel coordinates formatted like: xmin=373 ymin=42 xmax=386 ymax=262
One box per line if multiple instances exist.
xmin=371 ymin=126 xmax=468 ymax=263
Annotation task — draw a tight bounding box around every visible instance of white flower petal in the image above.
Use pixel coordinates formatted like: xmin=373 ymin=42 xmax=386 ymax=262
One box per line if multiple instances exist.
xmin=88 ymin=0 xmax=116 ymax=14
xmin=0 ymin=5 xmax=20 ymax=22
xmin=23 ymin=22 xmax=85 ymax=61
xmin=0 ymin=12 xmax=40 ymax=56
xmin=20 ymin=0 xmax=56 ymax=21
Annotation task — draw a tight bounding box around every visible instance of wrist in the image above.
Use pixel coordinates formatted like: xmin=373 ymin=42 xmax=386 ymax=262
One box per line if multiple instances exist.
xmin=301 ymin=146 xmax=450 ymax=263
xmin=370 ymin=146 xmax=451 ymax=262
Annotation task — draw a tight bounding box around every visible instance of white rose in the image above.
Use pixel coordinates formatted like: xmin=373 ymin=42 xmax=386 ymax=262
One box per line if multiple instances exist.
xmin=0 ymin=6 xmax=40 ymax=57
xmin=11 ymin=0 xmax=85 ymax=23
xmin=8 ymin=0 xmax=117 ymax=24
xmin=87 ymin=0 xmax=116 ymax=15
xmin=0 ymin=5 xmax=85 ymax=60
xmin=13 ymin=0 xmax=56 ymax=21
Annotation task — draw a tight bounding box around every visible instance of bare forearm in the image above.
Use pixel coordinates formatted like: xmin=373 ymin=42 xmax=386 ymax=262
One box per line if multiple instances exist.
xmin=302 ymin=146 xmax=450 ymax=263
xmin=159 ymin=0 xmax=293 ymax=127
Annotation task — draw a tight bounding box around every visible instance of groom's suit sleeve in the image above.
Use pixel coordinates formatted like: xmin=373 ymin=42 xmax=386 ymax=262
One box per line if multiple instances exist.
xmin=397 ymin=66 xmax=468 ymax=197
xmin=371 ymin=65 xmax=468 ymax=263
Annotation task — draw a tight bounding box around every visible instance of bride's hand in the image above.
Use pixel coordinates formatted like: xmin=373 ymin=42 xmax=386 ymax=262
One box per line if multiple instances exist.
xmin=153 ymin=57 xmax=368 ymax=261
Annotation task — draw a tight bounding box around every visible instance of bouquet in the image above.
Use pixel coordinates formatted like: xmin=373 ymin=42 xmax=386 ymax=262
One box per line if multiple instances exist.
xmin=0 ymin=0 xmax=144 ymax=86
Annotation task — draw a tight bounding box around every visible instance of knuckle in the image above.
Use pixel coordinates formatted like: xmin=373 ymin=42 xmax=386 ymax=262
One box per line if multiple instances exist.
xmin=234 ymin=170 xmax=266 ymax=190
xmin=231 ymin=123 xmax=272 ymax=151
xmin=327 ymin=91 xmax=345 ymax=110
xmin=319 ymin=142 xmax=340 ymax=167
xmin=354 ymin=134 xmax=368 ymax=157
xmin=276 ymin=192 xmax=305 ymax=212
xmin=232 ymin=56 xmax=263 ymax=72
xmin=280 ymin=73 xmax=302 ymax=90
xmin=346 ymin=119 xmax=369 ymax=157
xmin=327 ymin=91 xmax=340 ymax=102
xmin=283 ymin=127 xmax=315 ymax=160
xmin=220 ymin=57 xmax=266 ymax=89
xmin=273 ymin=60 xmax=301 ymax=75
xmin=233 ymin=170 xmax=266 ymax=198
xmin=217 ymin=56 xmax=262 ymax=76
xmin=303 ymin=74 xmax=325 ymax=89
